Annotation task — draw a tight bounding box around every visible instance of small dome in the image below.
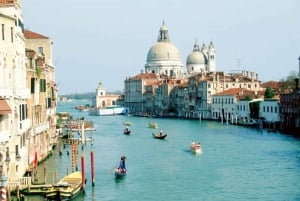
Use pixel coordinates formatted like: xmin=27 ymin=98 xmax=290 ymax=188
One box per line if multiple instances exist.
xmin=186 ymin=51 xmax=206 ymax=65
xmin=147 ymin=42 xmax=181 ymax=62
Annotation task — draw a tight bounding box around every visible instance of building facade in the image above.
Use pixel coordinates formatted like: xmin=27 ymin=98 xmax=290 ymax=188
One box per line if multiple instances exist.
xmin=92 ymin=81 xmax=122 ymax=109
xmin=0 ymin=0 xmax=57 ymax=180
xmin=144 ymin=22 xmax=183 ymax=78
xmin=0 ymin=0 xmax=31 ymax=179
xmin=24 ymin=29 xmax=57 ymax=173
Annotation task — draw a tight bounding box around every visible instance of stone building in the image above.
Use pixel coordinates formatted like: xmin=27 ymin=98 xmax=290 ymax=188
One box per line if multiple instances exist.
xmin=144 ymin=21 xmax=183 ymax=78
xmin=0 ymin=0 xmax=30 ymax=179
xmin=0 ymin=0 xmax=57 ymax=180
xmin=24 ymin=29 xmax=57 ymax=172
xmin=124 ymin=73 xmax=160 ymax=115
xmin=92 ymin=81 xmax=122 ymax=109
xmin=186 ymin=39 xmax=216 ymax=74
xmin=186 ymin=71 xmax=262 ymax=119
xmin=280 ymin=79 xmax=300 ymax=135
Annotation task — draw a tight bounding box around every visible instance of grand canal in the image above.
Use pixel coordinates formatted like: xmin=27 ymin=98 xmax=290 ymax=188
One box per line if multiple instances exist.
xmin=26 ymin=100 xmax=300 ymax=201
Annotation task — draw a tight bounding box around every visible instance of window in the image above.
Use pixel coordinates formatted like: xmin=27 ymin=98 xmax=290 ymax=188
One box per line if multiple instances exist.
xmin=19 ymin=104 xmax=27 ymax=121
xmin=1 ymin=24 xmax=4 ymax=40
xmin=31 ymin=78 xmax=35 ymax=93
xmin=11 ymin=27 xmax=13 ymax=43
xmin=40 ymin=79 xmax=46 ymax=92
xmin=38 ymin=47 xmax=44 ymax=55
xmin=46 ymin=98 xmax=51 ymax=108
xmin=15 ymin=145 xmax=19 ymax=157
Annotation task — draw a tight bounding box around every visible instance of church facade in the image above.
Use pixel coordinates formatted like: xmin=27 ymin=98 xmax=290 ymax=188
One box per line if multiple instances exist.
xmin=124 ymin=21 xmax=261 ymax=118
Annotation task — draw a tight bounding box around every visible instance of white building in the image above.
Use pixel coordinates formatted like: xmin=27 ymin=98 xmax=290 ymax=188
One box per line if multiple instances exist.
xmin=259 ymin=99 xmax=280 ymax=122
xmin=24 ymin=29 xmax=57 ymax=174
xmin=211 ymin=89 xmax=239 ymax=122
xmin=186 ymin=39 xmax=216 ymax=74
xmin=0 ymin=0 xmax=31 ymax=179
xmin=145 ymin=21 xmax=183 ymax=78
xmin=92 ymin=81 xmax=121 ymax=108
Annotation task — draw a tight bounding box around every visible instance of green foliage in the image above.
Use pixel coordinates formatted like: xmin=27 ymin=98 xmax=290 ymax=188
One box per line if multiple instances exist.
xmin=265 ymin=87 xmax=274 ymax=98
xmin=59 ymin=90 xmax=122 ymax=100
xmin=249 ymin=101 xmax=260 ymax=119
xmin=56 ymin=118 xmax=62 ymax=128
xmin=60 ymin=92 xmax=96 ymax=100
xmin=36 ymin=67 xmax=41 ymax=77
xmin=279 ymin=70 xmax=298 ymax=92
xmin=245 ymin=95 xmax=252 ymax=101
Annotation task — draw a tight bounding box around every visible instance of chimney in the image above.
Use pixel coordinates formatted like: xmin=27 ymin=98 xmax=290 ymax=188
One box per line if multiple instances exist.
xmin=251 ymin=72 xmax=254 ymax=82
xmin=256 ymin=73 xmax=258 ymax=80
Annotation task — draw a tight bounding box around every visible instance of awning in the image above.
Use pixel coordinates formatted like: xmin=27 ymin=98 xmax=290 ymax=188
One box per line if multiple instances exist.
xmin=0 ymin=99 xmax=11 ymax=114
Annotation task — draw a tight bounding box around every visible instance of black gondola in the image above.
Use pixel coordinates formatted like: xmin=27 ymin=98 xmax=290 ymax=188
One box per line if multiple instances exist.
xmin=152 ymin=133 xmax=167 ymax=139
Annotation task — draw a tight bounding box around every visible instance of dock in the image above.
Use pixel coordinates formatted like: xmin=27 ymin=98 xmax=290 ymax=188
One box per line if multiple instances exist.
xmin=7 ymin=177 xmax=52 ymax=195
xmin=20 ymin=183 xmax=52 ymax=195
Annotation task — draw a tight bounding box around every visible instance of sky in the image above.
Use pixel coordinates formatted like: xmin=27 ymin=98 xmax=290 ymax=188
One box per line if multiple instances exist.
xmin=21 ymin=0 xmax=300 ymax=95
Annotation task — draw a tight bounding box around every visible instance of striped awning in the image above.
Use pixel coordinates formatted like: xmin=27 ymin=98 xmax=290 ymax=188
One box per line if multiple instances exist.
xmin=0 ymin=99 xmax=11 ymax=114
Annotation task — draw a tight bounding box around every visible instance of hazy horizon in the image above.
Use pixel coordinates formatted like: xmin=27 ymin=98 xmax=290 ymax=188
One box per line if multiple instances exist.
xmin=22 ymin=0 xmax=300 ymax=94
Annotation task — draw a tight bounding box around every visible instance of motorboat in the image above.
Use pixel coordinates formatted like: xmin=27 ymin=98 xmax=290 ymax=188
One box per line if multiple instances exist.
xmin=148 ymin=122 xmax=158 ymax=129
xmin=190 ymin=142 xmax=202 ymax=154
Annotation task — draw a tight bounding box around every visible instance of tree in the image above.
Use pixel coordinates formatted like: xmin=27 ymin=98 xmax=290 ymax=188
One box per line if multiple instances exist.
xmin=265 ymin=87 xmax=274 ymax=98
xmin=279 ymin=70 xmax=298 ymax=92
xmin=245 ymin=95 xmax=252 ymax=101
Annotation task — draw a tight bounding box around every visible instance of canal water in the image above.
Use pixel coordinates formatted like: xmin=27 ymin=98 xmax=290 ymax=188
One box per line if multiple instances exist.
xmin=25 ymin=100 xmax=300 ymax=201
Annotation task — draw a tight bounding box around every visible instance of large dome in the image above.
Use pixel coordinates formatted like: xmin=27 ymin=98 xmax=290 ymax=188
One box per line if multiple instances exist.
xmin=147 ymin=42 xmax=181 ymax=62
xmin=186 ymin=51 xmax=206 ymax=65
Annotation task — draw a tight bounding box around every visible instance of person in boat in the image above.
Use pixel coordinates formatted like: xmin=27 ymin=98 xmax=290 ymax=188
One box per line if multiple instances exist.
xmin=118 ymin=155 xmax=126 ymax=173
xmin=191 ymin=141 xmax=195 ymax=146
xmin=159 ymin=129 xmax=163 ymax=136
xmin=125 ymin=126 xmax=129 ymax=132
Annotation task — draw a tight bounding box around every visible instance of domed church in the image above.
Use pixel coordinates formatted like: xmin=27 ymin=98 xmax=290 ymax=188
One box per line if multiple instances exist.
xmin=144 ymin=21 xmax=184 ymax=78
xmin=186 ymin=39 xmax=216 ymax=74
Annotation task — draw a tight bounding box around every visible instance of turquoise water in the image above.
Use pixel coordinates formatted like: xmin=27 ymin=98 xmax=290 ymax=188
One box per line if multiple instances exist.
xmin=26 ymin=100 xmax=300 ymax=201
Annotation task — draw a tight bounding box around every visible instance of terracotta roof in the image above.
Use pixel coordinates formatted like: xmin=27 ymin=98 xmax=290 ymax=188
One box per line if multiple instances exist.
xmin=144 ymin=80 xmax=161 ymax=86
xmin=214 ymin=88 xmax=255 ymax=96
xmin=24 ymin=29 xmax=49 ymax=39
xmin=0 ymin=0 xmax=15 ymax=5
xmin=261 ymin=81 xmax=282 ymax=88
xmin=127 ymin=73 xmax=159 ymax=80
xmin=0 ymin=99 xmax=11 ymax=114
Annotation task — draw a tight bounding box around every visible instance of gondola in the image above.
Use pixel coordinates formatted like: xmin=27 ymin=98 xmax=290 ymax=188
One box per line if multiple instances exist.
xmin=115 ymin=167 xmax=126 ymax=178
xmin=123 ymin=128 xmax=131 ymax=135
xmin=152 ymin=133 xmax=167 ymax=139
xmin=115 ymin=156 xmax=126 ymax=178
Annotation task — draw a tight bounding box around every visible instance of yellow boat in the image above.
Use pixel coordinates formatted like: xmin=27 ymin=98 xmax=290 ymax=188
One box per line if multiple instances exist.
xmin=45 ymin=171 xmax=82 ymax=201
